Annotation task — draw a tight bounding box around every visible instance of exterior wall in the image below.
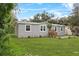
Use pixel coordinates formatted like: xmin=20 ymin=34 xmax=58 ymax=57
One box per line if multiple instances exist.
xmin=17 ymin=23 xmax=65 ymax=37
xmin=17 ymin=23 xmax=48 ymax=37
xmin=15 ymin=23 xmax=18 ymax=36
xmin=65 ymin=26 xmax=72 ymax=35
xmin=39 ymin=24 xmax=48 ymax=37
xmin=30 ymin=24 xmax=48 ymax=37
xmin=51 ymin=25 xmax=65 ymax=36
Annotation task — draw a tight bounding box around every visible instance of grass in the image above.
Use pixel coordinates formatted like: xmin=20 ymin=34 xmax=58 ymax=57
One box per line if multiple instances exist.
xmin=9 ymin=35 xmax=79 ymax=56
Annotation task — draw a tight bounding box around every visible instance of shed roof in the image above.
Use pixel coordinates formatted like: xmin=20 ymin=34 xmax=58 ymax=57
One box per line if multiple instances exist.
xmin=16 ymin=21 xmax=40 ymax=25
xmin=16 ymin=21 xmax=65 ymax=26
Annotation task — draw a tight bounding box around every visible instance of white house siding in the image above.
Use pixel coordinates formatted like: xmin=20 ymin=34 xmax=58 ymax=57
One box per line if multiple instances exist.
xmin=16 ymin=22 xmax=65 ymax=37
xmin=57 ymin=26 xmax=65 ymax=36
xmin=65 ymin=26 xmax=72 ymax=35
xmin=18 ymin=23 xmax=32 ymax=37
xmin=30 ymin=24 xmax=40 ymax=37
xmin=39 ymin=24 xmax=48 ymax=37
xmin=17 ymin=23 xmax=48 ymax=37
xmin=31 ymin=24 xmax=48 ymax=37
xmin=51 ymin=25 xmax=65 ymax=36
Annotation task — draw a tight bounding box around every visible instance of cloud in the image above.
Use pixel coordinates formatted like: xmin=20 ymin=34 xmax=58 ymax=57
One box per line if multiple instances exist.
xmin=19 ymin=8 xmax=47 ymax=11
xmin=16 ymin=3 xmax=74 ymax=20
xmin=47 ymin=9 xmax=70 ymax=18
xmin=18 ymin=8 xmax=68 ymax=19
xmin=30 ymin=16 xmax=34 ymax=19
xmin=47 ymin=10 xmax=64 ymax=17
xmin=62 ymin=3 xmax=74 ymax=10
xmin=15 ymin=7 xmax=48 ymax=14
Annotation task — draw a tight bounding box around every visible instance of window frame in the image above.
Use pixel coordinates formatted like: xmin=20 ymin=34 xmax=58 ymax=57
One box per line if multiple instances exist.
xmin=54 ymin=27 xmax=57 ymax=31
xmin=26 ymin=25 xmax=30 ymax=31
xmin=40 ymin=25 xmax=46 ymax=32
xmin=61 ymin=27 xmax=63 ymax=31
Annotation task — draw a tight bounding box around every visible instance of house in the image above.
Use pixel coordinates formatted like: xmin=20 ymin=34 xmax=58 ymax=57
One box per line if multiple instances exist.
xmin=15 ymin=21 xmax=65 ymax=38
xmin=65 ymin=26 xmax=72 ymax=35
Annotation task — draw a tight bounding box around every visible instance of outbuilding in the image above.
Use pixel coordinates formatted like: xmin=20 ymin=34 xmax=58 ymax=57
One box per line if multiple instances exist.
xmin=15 ymin=21 xmax=65 ymax=38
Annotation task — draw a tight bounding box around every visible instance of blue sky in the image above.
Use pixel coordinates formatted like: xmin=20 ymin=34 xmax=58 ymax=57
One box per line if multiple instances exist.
xmin=15 ymin=3 xmax=73 ymax=20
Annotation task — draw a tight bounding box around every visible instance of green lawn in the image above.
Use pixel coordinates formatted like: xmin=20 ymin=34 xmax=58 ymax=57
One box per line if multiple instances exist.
xmin=9 ymin=36 xmax=79 ymax=56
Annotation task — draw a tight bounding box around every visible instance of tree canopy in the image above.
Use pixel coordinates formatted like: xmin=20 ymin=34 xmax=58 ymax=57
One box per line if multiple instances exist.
xmin=30 ymin=11 xmax=54 ymax=23
xmin=68 ymin=3 xmax=79 ymax=26
xmin=0 ymin=3 xmax=16 ymax=55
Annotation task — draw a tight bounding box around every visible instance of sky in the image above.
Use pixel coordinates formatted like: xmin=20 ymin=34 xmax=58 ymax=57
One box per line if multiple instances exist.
xmin=15 ymin=3 xmax=74 ymax=20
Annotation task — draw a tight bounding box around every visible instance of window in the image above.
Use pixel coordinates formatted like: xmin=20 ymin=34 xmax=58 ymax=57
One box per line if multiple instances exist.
xmin=26 ymin=25 xmax=30 ymax=31
xmin=40 ymin=25 xmax=45 ymax=31
xmin=41 ymin=26 xmax=42 ymax=31
xmin=55 ymin=27 xmax=56 ymax=31
xmin=61 ymin=27 xmax=63 ymax=31
xmin=44 ymin=26 xmax=45 ymax=31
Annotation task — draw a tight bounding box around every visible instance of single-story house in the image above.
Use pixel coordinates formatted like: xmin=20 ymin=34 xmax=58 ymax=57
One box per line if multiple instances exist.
xmin=15 ymin=21 xmax=65 ymax=38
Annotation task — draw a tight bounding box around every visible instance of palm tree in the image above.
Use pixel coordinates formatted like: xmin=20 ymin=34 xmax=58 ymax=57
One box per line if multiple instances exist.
xmin=47 ymin=23 xmax=52 ymax=30
xmin=47 ymin=23 xmax=52 ymax=37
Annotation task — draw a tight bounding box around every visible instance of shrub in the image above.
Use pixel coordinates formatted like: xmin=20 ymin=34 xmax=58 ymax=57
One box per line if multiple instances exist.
xmin=27 ymin=36 xmax=30 ymax=38
xmin=39 ymin=35 xmax=42 ymax=38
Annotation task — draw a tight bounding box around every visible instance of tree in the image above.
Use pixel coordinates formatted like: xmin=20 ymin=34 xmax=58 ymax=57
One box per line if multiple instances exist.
xmin=68 ymin=3 xmax=79 ymax=36
xmin=30 ymin=13 xmax=42 ymax=22
xmin=40 ymin=11 xmax=50 ymax=22
xmin=56 ymin=17 xmax=69 ymax=25
xmin=4 ymin=12 xmax=17 ymax=34
xmin=0 ymin=3 xmax=16 ymax=55
xmin=47 ymin=23 xmax=52 ymax=30
xmin=48 ymin=20 xmax=57 ymax=24
xmin=30 ymin=11 xmax=54 ymax=22
xmin=69 ymin=3 xmax=79 ymax=26
xmin=47 ymin=23 xmax=52 ymax=37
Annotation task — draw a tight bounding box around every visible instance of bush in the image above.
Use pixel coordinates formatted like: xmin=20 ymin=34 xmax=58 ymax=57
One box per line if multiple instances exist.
xmin=27 ymin=36 xmax=30 ymax=38
xmin=39 ymin=35 xmax=42 ymax=38
xmin=0 ymin=29 xmax=5 ymax=38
